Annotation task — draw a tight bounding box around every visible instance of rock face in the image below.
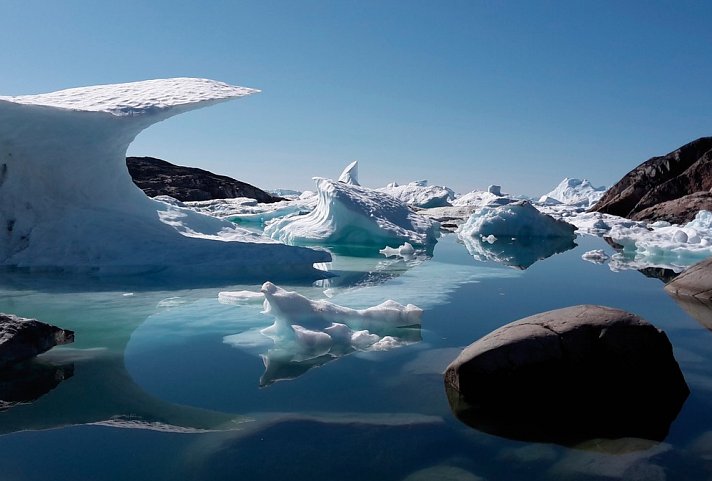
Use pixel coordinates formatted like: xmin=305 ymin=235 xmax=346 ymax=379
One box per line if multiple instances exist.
xmin=126 ymin=156 xmax=281 ymax=203
xmin=444 ymin=305 xmax=688 ymax=444
xmin=665 ymin=256 xmax=712 ymax=300
xmin=0 ymin=313 xmax=74 ymax=368
xmin=591 ymin=137 xmax=712 ymax=223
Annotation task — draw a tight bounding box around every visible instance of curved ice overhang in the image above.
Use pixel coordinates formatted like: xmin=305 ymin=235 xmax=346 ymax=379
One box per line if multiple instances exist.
xmin=0 ymin=78 xmax=330 ymax=279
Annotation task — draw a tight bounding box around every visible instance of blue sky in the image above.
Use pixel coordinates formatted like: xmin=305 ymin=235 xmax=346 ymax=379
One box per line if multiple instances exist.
xmin=2 ymin=0 xmax=711 ymax=196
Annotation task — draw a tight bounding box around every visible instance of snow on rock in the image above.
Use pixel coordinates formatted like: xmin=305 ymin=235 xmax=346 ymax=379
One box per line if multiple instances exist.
xmin=265 ymin=178 xmax=439 ymax=247
xmin=0 ymin=78 xmax=329 ymax=279
xmin=225 ymin=282 xmax=422 ymax=385
xmin=338 ymin=160 xmax=360 ymax=186
xmin=540 ymin=178 xmax=607 ymax=207
xmin=378 ymin=180 xmax=455 ymax=208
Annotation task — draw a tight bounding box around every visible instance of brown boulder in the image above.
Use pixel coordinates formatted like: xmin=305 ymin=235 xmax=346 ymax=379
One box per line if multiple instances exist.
xmin=664 ymin=256 xmax=712 ymax=300
xmin=444 ymin=305 xmax=688 ymax=444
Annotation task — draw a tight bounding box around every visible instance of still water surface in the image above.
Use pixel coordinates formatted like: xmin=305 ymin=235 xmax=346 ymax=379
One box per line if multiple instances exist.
xmin=0 ymin=234 xmax=711 ymax=480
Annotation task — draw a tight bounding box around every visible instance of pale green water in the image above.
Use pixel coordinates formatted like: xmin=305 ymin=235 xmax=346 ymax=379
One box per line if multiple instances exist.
xmin=0 ymin=234 xmax=711 ymax=480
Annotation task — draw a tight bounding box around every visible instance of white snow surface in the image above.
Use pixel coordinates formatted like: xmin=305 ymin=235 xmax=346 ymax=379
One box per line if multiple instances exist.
xmin=540 ymin=178 xmax=606 ymax=207
xmin=264 ymin=178 xmax=439 ymax=247
xmin=452 ymin=189 xmax=514 ymax=208
xmin=183 ymin=197 xmax=317 ymax=224
xmin=378 ymin=180 xmax=454 ymax=208
xmin=338 ymin=160 xmax=360 ymax=186
xmin=0 ymin=78 xmax=329 ymax=278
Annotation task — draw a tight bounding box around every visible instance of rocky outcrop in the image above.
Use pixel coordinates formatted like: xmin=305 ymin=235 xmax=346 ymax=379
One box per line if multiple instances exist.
xmin=665 ymin=256 xmax=712 ymax=300
xmin=444 ymin=305 xmax=688 ymax=444
xmin=0 ymin=313 xmax=74 ymax=368
xmin=591 ymin=137 xmax=712 ymax=223
xmin=127 ymin=156 xmax=282 ymax=203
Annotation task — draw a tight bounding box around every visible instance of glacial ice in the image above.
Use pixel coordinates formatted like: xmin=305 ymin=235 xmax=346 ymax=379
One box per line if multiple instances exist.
xmin=378 ymin=180 xmax=455 ymax=208
xmin=0 ymin=78 xmax=329 ymax=279
xmin=264 ymin=178 xmax=439 ymax=248
xmin=183 ymin=196 xmax=317 ymax=225
xmin=581 ymin=249 xmax=610 ymax=264
xmin=539 ymin=178 xmax=606 ymax=207
xmin=338 ymin=160 xmax=360 ymax=186
xmin=457 ymin=201 xmax=577 ymax=268
xmin=379 ymin=242 xmax=416 ymax=259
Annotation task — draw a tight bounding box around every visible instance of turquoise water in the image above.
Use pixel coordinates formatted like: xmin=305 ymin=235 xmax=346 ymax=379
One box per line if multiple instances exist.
xmin=1 ymin=234 xmax=711 ymax=480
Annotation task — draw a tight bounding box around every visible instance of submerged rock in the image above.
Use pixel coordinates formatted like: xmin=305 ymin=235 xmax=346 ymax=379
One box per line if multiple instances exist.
xmin=444 ymin=305 xmax=688 ymax=444
xmin=0 ymin=313 xmax=74 ymax=368
xmin=591 ymin=137 xmax=712 ymax=223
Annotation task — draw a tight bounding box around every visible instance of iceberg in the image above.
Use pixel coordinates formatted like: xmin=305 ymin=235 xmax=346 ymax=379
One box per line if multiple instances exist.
xmin=378 ymin=180 xmax=455 ymax=208
xmin=338 ymin=160 xmax=360 ymax=186
xmin=457 ymin=201 xmax=577 ymax=269
xmin=224 ymin=282 xmax=422 ymax=385
xmin=264 ymin=178 xmax=439 ymax=248
xmin=0 ymin=78 xmax=329 ymax=279
xmin=539 ymin=178 xmax=606 ymax=207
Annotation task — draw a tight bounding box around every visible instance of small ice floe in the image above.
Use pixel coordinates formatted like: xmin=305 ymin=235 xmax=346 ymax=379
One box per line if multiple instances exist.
xmin=217 ymin=290 xmax=266 ymax=305
xmin=581 ymin=249 xmax=610 ymax=264
xmin=379 ymin=242 xmax=416 ymax=259
xmin=224 ymin=282 xmax=422 ymax=386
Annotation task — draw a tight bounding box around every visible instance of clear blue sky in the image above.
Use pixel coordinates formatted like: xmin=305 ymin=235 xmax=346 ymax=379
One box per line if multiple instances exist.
xmin=2 ymin=0 xmax=711 ymax=196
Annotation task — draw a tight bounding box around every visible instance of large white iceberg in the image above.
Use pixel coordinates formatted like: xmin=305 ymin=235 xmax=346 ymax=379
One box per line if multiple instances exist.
xmin=539 ymin=178 xmax=606 ymax=207
xmin=0 ymin=78 xmax=329 ymax=279
xmin=378 ymin=180 xmax=455 ymax=208
xmin=264 ymin=178 xmax=439 ymax=247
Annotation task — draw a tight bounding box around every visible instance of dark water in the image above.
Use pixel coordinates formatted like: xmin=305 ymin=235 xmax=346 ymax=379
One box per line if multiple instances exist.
xmin=0 ymin=234 xmax=711 ymax=480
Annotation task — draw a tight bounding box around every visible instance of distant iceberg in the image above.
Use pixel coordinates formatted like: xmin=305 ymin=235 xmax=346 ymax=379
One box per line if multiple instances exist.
xmin=539 ymin=178 xmax=606 ymax=207
xmin=378 ymin=180 xmax=455 ymax=208
xmin=0 ymin=78 xmax=329 ymax=279
xmin=265 ymin=178 xmax=439 ymax=248
xmin=338 ymin=160 xmax=360 ymax=186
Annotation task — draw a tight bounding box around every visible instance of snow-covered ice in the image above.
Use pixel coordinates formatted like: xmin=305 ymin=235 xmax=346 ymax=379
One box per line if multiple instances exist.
xmin=184 ymin=197 xmax=317 ymax=225
xmin=378 ymin=180 xmax=455 ymax=208
xmin=539 ymin=178 xmax=607 ymax=207
xmin=0 ymin=78 xmax=330 ymax=279
xmin=265 ymin=177 xmax=439 ymax=247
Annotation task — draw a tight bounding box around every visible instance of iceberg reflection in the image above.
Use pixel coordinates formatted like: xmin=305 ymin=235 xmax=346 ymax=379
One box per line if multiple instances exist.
xmin=460 ymin=235 xmax=577 ymax=269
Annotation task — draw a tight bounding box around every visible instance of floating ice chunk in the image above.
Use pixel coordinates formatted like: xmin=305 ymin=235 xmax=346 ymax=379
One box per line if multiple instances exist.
xmin=458 ymin=201 xmax=576 ymax=239
xmin=218 ymin=290 xmax=266 ymax=305
xmin=581 ymin=249 xmax=610 ymax=264
xmin=0 ymin=78 xmax=330 ymax=279
xmin=540 ymin=178 xmax=607 ymax=207
xmin=338 ymin=160 xmax=360 ymax=186
xmin=265 ymin=178 xmax=439 ymax=247
xmin=452 ymin=189 xmax=515 ymax=209
xmin=183 ymin=197 xmax=316 ymax=225
xmin=379 ymin=242 xmax=416 ymax=259
xmin=239 ymin=282 xmax=422 ymax=385
xmin=378 ymin=180 xmax=455 ymax=208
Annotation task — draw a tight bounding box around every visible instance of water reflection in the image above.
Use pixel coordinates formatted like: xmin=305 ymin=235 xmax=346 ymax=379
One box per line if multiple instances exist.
xmin=668 ymin=294 xmax=712 ymax=331
xmin=460 ymin=236 xmax=577 ymax=269
xmin=0 ymin=360 xmax=74 ymax=411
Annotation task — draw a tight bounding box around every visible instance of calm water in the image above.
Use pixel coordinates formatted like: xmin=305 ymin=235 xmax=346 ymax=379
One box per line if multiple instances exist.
xmin=1 ymin=234 xmax=711 ymax=480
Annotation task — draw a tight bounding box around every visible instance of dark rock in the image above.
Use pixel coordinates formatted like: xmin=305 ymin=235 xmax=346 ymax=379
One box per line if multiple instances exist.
xmin=0 ymin=360 xmax=74 ymax=411
xmin=444 ymin=305 xmax=688 ymax=444
xmin=638 ymin=267 xmax=679 ymax=283
xmin=126 ymin=156 xmax=283 ymax=203
xmin=0 ymin=313 xmax=74 ymax=368
xmin=665 ymin=257 xmax=712 ymax=300
xmin=632 ymin=191 xmax=712 ymax=225
xmin=591 ymin=137 xmax=712 ymax=223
